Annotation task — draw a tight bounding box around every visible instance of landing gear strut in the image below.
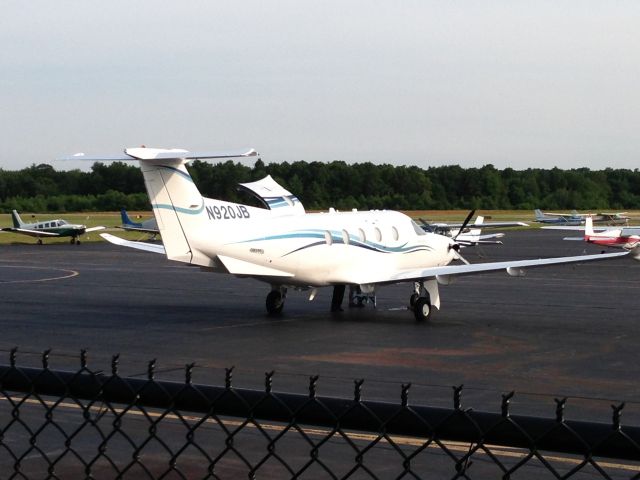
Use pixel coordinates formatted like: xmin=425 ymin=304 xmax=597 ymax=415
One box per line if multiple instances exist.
xmin=410 ymin=281 xmax=433 ymax=322
xmin=71 ymin=237 xmax=80 ymax=245
xmin=266 ymin=287 xmax=287 ymax=315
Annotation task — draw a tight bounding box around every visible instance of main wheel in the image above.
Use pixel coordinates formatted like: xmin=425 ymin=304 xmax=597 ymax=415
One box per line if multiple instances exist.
xmin=266 ymin=291 xmax=284 ymax=315
xmin=414 ymin=297 xmax=432 ymax=322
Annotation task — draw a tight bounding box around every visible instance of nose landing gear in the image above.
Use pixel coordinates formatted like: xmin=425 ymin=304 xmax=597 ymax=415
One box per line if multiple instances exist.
xmin=266 ymin=287 xmax=287 ymax=315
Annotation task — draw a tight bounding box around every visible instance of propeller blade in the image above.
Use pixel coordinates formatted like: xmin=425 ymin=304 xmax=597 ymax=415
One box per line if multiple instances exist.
xmin=455 ymin=250 xmax=471 ymax=265
xmin=454 ymin=209 xmax=476 ymax=240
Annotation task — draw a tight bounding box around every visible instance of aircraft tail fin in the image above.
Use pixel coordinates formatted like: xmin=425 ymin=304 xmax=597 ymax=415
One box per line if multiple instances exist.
xmin=11 ymin=210 xmax=24 ymax=228
xmin=585 ymin=215 xmax=594 ymax=238
xmin=534 ymin=209 xmax=544 ymax=220
xmin=60 ymin=146 xmax=257 ymax=266
xmin=120 ymin=209 xmax=142 ymax=228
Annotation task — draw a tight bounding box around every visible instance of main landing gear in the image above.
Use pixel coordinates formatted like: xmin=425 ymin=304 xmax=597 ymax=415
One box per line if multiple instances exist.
xmin=266 ymin=287 xmax=287 ymax=315
xmin=410 ymin=282 xmax=432 ymax=322
xmin=71 ymin=237 xmax=80 ymax=245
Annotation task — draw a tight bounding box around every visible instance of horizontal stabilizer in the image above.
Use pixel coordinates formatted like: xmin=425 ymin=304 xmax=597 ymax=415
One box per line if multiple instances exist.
xmin=100 ymin=233 xmax=165 ymax=255
xmin=217 ymin=254 xmax=294 ymax=278
xmin=85 ymin=226 xmax=106 ymax=233
xmin=58 ymin=147 xmax=257 ymax=162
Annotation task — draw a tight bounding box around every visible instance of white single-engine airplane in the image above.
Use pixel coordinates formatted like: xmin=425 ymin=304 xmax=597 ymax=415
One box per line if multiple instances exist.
xmin=419 ymin=214 xmax=528 ymax=246
xmin=61 ymin=147 xmax=628 ymax=321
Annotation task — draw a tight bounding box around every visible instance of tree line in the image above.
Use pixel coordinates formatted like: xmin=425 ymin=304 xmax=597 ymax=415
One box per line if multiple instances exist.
xmin=1 ymin=160 xmax=639 ymax=213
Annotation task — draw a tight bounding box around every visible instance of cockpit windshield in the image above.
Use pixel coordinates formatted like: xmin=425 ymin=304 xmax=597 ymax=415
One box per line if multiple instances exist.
xmin=58 ymin=220 xmax=67 ymax=225
xmin=411 ymin=220 xmax=426 ymax=236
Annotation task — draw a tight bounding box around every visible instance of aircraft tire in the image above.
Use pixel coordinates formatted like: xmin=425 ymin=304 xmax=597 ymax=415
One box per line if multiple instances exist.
xmin=266 ymin=291 xmax=284 ymax=315
xmin=414 ymin=297 xmax=432 ymax=322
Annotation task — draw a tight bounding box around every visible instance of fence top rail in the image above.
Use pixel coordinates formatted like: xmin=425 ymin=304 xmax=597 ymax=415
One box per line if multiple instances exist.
xmin=1 ymin=350 xmax=639 ymax=461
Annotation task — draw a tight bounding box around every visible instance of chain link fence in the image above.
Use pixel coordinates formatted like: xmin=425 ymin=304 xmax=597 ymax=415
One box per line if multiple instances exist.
xmin=0 ymin=349 xmax=639 ymax=479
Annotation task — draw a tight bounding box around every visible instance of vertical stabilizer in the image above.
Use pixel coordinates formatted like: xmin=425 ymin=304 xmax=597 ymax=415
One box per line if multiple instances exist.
xmin=139 ymin=160 xmax=204 ymax=264
xmin=120 ymin=209 xmax=141 ymax=227
xmin=585 ymin=215 xmax=594 ymax=238
xmin=534 ymin=209 xmax=544 ymax=221
xmin=11 ymin=210 xmax=24 ymax=228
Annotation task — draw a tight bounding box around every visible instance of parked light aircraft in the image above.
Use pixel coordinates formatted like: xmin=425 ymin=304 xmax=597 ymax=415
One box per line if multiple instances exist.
xmin=119 ymin=209 xmax=160 ymax=237
xmin=534 ymin=209 xmax=629 ymax=226
xmin=534 ymin=209 xmax=584 ymax=225
xmin=60 ymin=147 xmax=628 ymax=321
xmin=419 ymin=214 xmax=528 ymax=246
xmin=0 ymin=210 xmax=104 ymax=244
xmin=544 ymin=216 xmax=640 ymax=258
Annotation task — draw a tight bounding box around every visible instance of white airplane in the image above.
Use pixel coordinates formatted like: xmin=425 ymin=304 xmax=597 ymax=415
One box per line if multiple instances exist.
xmin=419 ymin=213 xmax=528 ymax=246
xmin=60 ymin=146 xmax=628 ymax=321
xmin=1 ymin=210 xmax=104 ymax=244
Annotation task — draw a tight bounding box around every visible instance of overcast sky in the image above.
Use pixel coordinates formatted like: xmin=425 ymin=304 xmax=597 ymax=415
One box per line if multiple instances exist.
xmin=1 ymin=1 xmax=639 ymax=171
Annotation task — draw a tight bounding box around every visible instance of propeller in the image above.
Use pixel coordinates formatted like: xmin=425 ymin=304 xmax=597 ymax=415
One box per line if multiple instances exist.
xmin=449 ymin=209 xmax=476 ymax=265
xmin=453 ymin=209 xmax=476 ymax=240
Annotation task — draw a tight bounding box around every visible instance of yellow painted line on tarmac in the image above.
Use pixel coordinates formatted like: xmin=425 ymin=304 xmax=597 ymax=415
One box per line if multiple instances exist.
xmin=3 ymin=396 xmax=639 ymax=473
xmin=0 ymin=265 xmax=79 ymax=284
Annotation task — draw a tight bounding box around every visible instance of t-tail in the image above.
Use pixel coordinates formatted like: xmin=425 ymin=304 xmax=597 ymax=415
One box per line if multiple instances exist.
xmin=11 ymin=210 xmax=24 ymax=228
xmin=61 ymin=147 xmax=257 ymax=266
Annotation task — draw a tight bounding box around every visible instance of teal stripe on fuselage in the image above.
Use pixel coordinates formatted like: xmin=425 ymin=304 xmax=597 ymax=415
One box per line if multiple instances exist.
xmin=234 ymin=229 xmax=432 ymax=255
xmin=152 ymin=202 xmax=204 ymax=215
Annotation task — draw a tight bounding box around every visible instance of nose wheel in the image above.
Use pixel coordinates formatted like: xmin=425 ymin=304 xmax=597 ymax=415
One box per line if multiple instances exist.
xmin=266 ymin=288 xmax=286 ymax=315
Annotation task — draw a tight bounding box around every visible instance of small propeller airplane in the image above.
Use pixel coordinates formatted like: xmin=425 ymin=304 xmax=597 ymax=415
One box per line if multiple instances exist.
xmin=534 ymin=209 xmax=629 ymax=226
xmin=0 ymin=210 xmax=104 ymax=244
xmin=119 ymin=209 xmax=160 ymax=238
xmin=419 ymin=215 xmax=528 ymax=246
xmin=534 ymin=209 xmax=584 ymax=225
xmin=544 ymin=216 xmax=640 ymax=259
xmin=59 ymin=146 xmax=628 ymax=321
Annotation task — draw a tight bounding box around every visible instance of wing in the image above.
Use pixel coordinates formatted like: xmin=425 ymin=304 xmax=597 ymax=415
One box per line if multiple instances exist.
xmin=541 ymin=225 xmax=611 ymax=232
xmin=0 ymin=228 xmax=59 ymax=237
xmin=355 ymin=251 xmax=628 ymax=285
xmin=100 ymin=233 xmax=165 ymax=254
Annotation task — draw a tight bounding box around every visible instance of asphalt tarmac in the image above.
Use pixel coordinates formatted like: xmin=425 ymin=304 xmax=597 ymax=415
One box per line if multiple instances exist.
xmin=1 ymin=229 xmax=639 ymax=425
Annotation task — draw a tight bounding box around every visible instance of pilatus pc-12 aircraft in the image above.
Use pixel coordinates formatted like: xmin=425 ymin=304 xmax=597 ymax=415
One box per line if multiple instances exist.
xmin=61 ymin=147 xmax=628 ymax=321
xmin=1 ymin=210 xmax=104 ymax=244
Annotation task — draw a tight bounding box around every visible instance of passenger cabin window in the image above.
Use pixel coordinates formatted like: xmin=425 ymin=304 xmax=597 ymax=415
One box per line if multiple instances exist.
xmin=391 ymin=226 xmax=399 ymax=241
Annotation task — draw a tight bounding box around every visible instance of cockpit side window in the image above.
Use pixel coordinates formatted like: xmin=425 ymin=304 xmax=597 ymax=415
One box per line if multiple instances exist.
xmin=411 ymin=220 xmax=426 ymax=236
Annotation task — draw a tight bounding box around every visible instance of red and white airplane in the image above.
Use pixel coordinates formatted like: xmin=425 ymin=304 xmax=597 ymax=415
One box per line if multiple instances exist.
xmin=545 ymin=216 xmax=640 ymax=258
